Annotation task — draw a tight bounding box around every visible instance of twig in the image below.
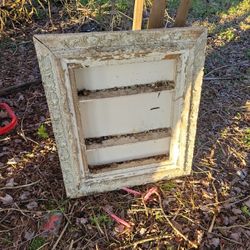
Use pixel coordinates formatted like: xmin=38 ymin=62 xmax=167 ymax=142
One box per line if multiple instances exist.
xmin=120 ymin=234 xmax=171 ymax=249
xmin=68 ymin=240 xmax=74 ymax=250
xmin=214 ymin=222 xmax=250 ymax=230
xmin=208 ymin=213 xmax=216 ymax=233
xmin=157 ymin=193 xmax=198 ymax=248
xmin=212 ymin=232 xmax=243 ymax=246
xmin=205 ymin=65 xmax=231 ymax=77
xmin=37 ymin=242 xmax=50 ymax=250
xmin=51 ymin=221 xmax=69 ymax=250
xmin=117 ymin=10 xmax=133 ymax=21
xmin=0 ymin=208 xmax=47 ymax=214
xmin=204 ymin=77 xmax=236 ymax=80
xmin=92 ymin=210 xmax=105 ymax=235
xmin=225 ymin=195 xmax=250 ymax=207
xmin=0 ymin=80 xmax=41 ymax=96
xmin=0 ymin=180 xmax=40 ymax=190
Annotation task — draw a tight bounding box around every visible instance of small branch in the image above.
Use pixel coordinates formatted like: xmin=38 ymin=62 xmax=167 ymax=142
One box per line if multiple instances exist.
xmin=0 ymin=180 xmax=40 ymax=190
xmin=157 ymin=193 xmax=198 ymax=248
xmin=208 ymin=213 xmax=216 ymax=233
xmin=120 ymin=234 xmax=171 ymax=249
xmin=214 ymin=222 xmax=250 ymax=230
xmin=204 ymin=77 xmax=236 ymax=81
xmin=0 ymin=80 xmax=41 ymax=96
xmin=51 ymin=221 xmax=69 ymax=250
xmin=212 ymin=232 xmax=243 ymax=246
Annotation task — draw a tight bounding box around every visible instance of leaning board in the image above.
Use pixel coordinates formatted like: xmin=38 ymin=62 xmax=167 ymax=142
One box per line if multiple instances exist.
xmin=34 ymin=28 xmax=207 ymax=197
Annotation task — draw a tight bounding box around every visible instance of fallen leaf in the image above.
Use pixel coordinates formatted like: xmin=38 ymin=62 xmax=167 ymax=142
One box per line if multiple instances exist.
xmin=0 ymin=194 xmax=14 ymax=205
xmin=76 ymin=217 xmax=88 ymax=226
xmin=24 ymin=230 xmax=35 ymax=240
xmin=222 ymin=216 xmax=229 ymax=225
xmin=20 ymin=191 xmax=30 ymax=200
xmin=5 ymin=178 xmax=16 ymax=187
xmin=26 ymin=201 xmax=38 ymax=210
xmin=232 ymin=208 xmax=242 ymax=215
xmin=210 ymin=238 xmax=220 ymax=247
xmin=244 ymin=199 xmax=250 ymax=208
xmin=230 ymin=232 xmax=241 ymax=241
xmin=228 ymin=216 xmax=238 ymax=224
xmin=114 ymin=224 xmax=125 ymax=233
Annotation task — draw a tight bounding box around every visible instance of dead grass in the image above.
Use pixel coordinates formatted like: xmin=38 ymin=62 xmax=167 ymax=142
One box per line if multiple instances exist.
xmin=0 ymin=0 xmax=250 ymax=249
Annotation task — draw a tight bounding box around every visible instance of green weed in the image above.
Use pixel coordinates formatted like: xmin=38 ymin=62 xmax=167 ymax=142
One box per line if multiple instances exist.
xmin=161 ymin=181 xmax=176 ymax=191
xmin=37 ymin=124 xmax=49 ymax=139
xmin=218 ymin=28 xmax=235 ymax=42
xmin=243 ymin=128 xmax=250 ymax=148
xmin=90 ymin=214 xmax=112 ymax=226
xmin=241 ymin=205 xmax=250 ymax=217
xmin=167 ymin=0 xmax=243 ymax=19
xmin=29 ymin=237 xmax=45 ymax=250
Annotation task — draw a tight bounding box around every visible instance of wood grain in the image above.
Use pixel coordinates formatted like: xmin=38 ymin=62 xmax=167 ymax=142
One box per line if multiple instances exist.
xmin=148 ymin=0 xmax=166 ymax=29
xmin=174 ymin=0 xmax=192 ymax=27
xmin=132 ymin=0 xmax=144 ymax=30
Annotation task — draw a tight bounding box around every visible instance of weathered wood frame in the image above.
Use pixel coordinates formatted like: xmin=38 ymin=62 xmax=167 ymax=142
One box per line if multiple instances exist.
xmin=34 ymin=27 xmax=207 ymax=198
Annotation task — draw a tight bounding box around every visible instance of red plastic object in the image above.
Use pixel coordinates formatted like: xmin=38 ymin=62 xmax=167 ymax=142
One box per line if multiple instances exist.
xmin=0 ymin=103 xmax=17 ymax=135
xmin=102 ymin=206 xmax=131 ymax=228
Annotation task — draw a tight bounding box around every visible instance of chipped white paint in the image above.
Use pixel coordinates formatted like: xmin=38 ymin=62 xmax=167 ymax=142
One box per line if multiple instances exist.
xmin=34 ymin=27 xmax=207 ymax=198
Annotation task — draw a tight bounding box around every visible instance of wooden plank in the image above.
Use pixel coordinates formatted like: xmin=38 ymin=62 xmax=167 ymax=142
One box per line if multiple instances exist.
xmin=79 ymin=90 xmax=174 ymax=138
xmin=174 ymin=0 xmax=192 ymax=27
xmin=74 ymin=59 xmax=176 ymax=91
xmin=132 ymin=0 xmax=144 ymax=30
xmin=86 ymin=137 xmax=170 ymax=165
xmin=148 ymin=0 xmax=166 ymax=29
xmin=68 ymin=68 xmax=89 ymax=175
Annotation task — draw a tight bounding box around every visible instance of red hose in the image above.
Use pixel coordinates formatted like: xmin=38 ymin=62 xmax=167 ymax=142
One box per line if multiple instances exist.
xmin=0 ymin=103 xmax=17 ymax=135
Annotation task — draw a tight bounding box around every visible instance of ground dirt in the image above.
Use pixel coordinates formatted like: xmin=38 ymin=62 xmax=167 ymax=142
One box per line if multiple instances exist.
xmin=0 ymin=1 xmax=249 ymax=249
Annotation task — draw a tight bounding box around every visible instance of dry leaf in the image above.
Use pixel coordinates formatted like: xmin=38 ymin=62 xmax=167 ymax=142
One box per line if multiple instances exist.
xmin=5 ymin=178 xmax=16 ymax=187
xmin=26 ymin=201 xmax=38 ymax=210
xmin=232 ymin=208 xmax=242 ymax=215
xmin=244 ymin=199 xmax=250 ymax=208
xmin=210 ymin=238 xmax=220 ymax=247
xmin=76 ymin=217 xmax=88 ymax=226
xmin=114 ymin=224 xmax=125 ymax=233
xmin=24 ymin=230 xmax=35 ymax=240
xmin=20 ymin=191 xmax=30 ymax=200
xmin=230 ymin=232 xmax=241 ymax=241
xmin=0 ymin=194 xmax=14 ymax=205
